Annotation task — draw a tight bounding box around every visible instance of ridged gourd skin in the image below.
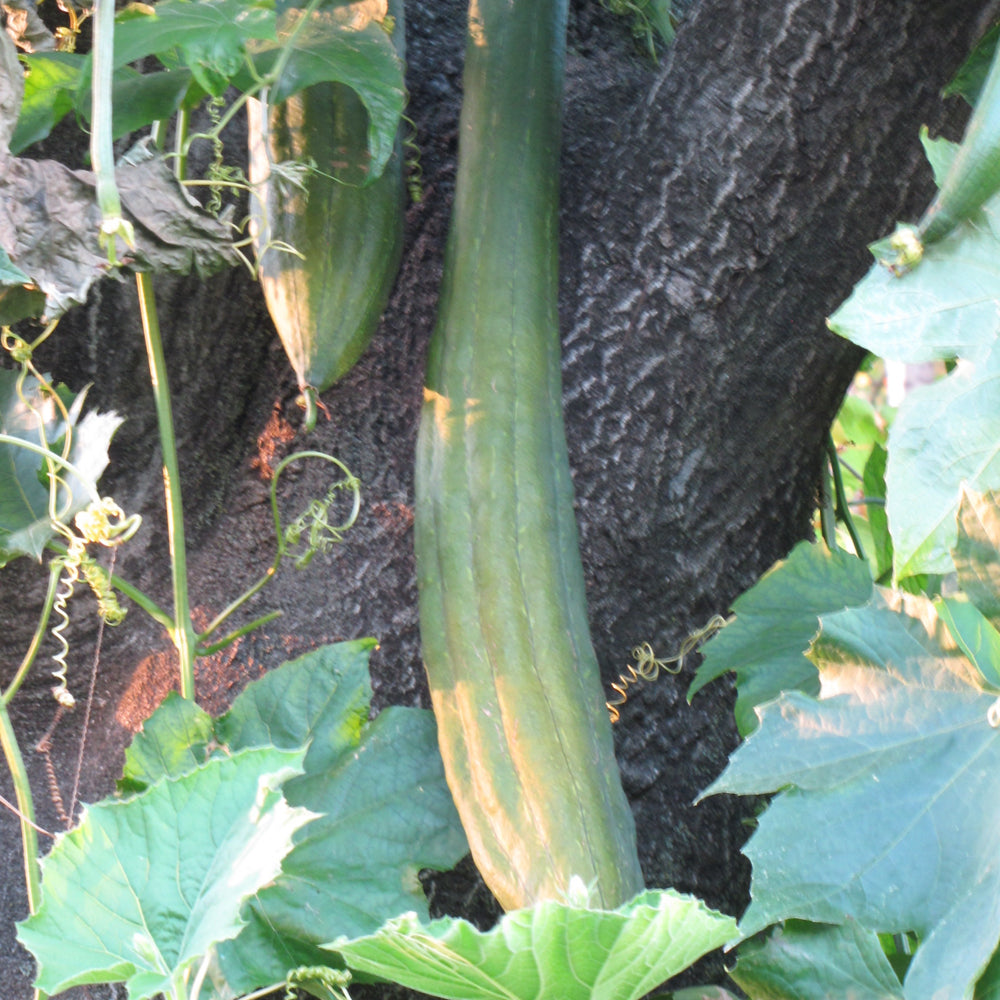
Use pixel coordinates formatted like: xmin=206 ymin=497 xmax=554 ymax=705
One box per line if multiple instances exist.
xmin=247 ymin=8 xmax=404 ymax=420
xmin=919 ymin=38 xmax=1000 ymax=245
xmin=414 ymin=0 xmax=645 ymax=911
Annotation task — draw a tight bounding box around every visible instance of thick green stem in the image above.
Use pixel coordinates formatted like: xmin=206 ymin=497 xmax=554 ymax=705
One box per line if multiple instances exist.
xmin=136 ymin=271 xmax=197 ymax=699
xmin=826 ymin=435 xmax=867 ymax=561
xmin=0 ymin=703 xmax=42 ymax=914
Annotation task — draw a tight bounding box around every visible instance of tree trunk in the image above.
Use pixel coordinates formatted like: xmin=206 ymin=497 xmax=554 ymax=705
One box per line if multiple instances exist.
xmin=0 ymin=0 xmax=995 ymax=996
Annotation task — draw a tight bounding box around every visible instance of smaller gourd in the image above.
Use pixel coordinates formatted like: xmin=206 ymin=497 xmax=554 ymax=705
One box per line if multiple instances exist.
xmin=247 ymin=10 xmax=404 ymax=431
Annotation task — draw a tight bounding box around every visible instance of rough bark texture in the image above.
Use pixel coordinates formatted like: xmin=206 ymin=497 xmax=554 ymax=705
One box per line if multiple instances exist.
xmin=0 ymin=0 xmax=996 ymax=996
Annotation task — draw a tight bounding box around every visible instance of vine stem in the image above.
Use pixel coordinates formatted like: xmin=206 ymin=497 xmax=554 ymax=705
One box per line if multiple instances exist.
xmin=136 ymin=271 xmax=198 ymax=700
xmin=825 ymin=435 xmax=868 ymax=562
xmin=0 ymin=703 xmax=42 ymax=946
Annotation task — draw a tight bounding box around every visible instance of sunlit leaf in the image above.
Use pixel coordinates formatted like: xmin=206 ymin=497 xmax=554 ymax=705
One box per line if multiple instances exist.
xmin=704 ymin=596 xmax=1000 ymax=1000
xmin=827 ymin=197 xmax=1000 ymax=365
xmin=936 ymin=595 xmax=1000 ymax=688
xmin=334 ymin=889 xmax=737 ymax=1000
xmin=887 ymin=344 xmax=1000 ymax=577
xmin=17 ymin=747 xmax=312 ymax=999
xmin=954 ymin=486 xmax=1000 ymax=624
xmin=918 ymin=126 xmax=958 ymax=188
xmin=216 ymin=705 xmax=468 ymax=992
xmin=114 ymin=641 xmax=468 ymax=996
xmin=863 ymin=443 xmax=892 ymax=581
xmin=0 ymin=371 xmax=121 ymax=565
xmin=729 ymin=921 xmax=903 ymax=1000
xmin=689 ymin=540 xmax=873 ymax=734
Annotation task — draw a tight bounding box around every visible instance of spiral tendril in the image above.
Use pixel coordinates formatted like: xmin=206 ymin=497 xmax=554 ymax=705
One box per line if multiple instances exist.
xmin=284 ymin=475 xmax=361 ymax=568
xmin=402 ymin=113 xmax=424 ymax=204
xmin=607 ymin=614 xmax=728 ymax=723
xmin=50 ymin=539 xmax=83 ymax=708
xmin=48 ymin=498 xmax=140 ymax=707
xmin=284 ymin=966 xmax=352 ymax=1000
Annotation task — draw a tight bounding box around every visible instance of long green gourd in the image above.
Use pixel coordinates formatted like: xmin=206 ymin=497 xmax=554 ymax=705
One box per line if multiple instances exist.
xmin=414 ymin=0 xmax=644 ymax=911
xmin=248 ymin=5 xmax=404 ymax=432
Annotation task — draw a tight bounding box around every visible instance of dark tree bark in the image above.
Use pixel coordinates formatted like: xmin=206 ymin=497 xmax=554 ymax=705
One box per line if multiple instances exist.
xmin=0 ymin=0 xmax=996 ymax=996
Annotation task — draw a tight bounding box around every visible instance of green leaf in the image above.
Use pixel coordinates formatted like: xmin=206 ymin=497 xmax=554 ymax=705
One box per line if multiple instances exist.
xmin=0 ymin=283 xmax=47 ymax=326
xmin=217 ymin=704 xmax=469 ymax=993
xmin=107 ymin=67 xmax=194 ymax=138
xmin=118 ymin=690 xmax=215 ymax=793
xmin=9 ymin=52 xmax=81 ymax=155
xmin=704 ymin=596 xmax=1000 ymax=1000
xmin=918 ymin=126 xmax=958 ymax=188
xmin=215 ymin=639 xmax=375 ymax=770
xmin=111 ymin=640 xmax=468 ymax=995
xmin=953 ymin=486 xmax=1000 ymax=623
xmin=334 ymin=888 xmax=737 ymax=1000
xmin=833 ymin=393 xmax=885 ymax=451
xmin=0 ymin=245 xmax=30 ymax=285
xmin=935 ymin=595 xmax=1000 ymax=688
xmin=241 ymin=3 xmax=406 ymax=179
xmin=975 ymin=946 xmax=1000 ymax=1000
xmin=863 ymin=443 xmax=892 ymax=581
xmin=729 ymin=921 xmax=903 ymax=1000
xmin=944 ymin=23 xmax=1000 ymax=106
xmin=887 ymin=343 xmax=1000 ymax=577
xmin=17 ymin=746 xmax=312 ymax=999
xmin=0 ymin=371 xmax=121 ymax=565
xmin=689 ymin=541 xmax=873 ymax=735
xmin=827 ymin=201 xmax=1000 ymax=364
xmin=110 ymin=0 xmax=276 ymax=76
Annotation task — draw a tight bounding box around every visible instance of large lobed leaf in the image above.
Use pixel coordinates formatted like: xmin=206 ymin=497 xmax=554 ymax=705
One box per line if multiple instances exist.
xmin=827 ymin=136 xmax=1000 ymax=580
xmin=334 ymin=887 xmax=737 ymax=1000
xmin=827 ymin=193 xmax=1000 ymax=366
xmin=886 ymin=343 xmax=1000 ymax=577
xmin=689 ymin=540 xmax=872 ymax=734
xmin=704 ymin=594 xmax=1000 ymax=1000
xmin=17 ymin=746 xmax=312 ymax=999
xmin=0 ymin=370 xmax=122 ymax=565
xmin=118 ymin=640 xmax=468 ymax=995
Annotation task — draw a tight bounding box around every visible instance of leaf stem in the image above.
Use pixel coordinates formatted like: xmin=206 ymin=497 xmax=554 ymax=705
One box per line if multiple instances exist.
xmin=826 ymin=435 xmax=867 ymax=562
xmin=136 ymin=271 xmax=198 ymax=700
